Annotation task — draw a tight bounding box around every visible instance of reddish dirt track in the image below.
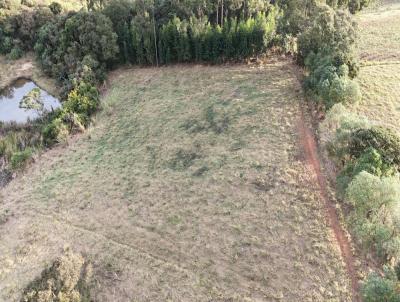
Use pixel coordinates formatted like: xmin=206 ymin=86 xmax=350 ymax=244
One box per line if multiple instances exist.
xmin=297 ymin=107 xmax=360 ymax=302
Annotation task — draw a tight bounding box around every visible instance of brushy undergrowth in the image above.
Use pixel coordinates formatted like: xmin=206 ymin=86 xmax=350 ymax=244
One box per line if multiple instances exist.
xmin=21 ymin=250 xmax=92 ymax=302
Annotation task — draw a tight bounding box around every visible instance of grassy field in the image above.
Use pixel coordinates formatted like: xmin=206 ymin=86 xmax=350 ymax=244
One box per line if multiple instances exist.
xmin=353 ymin=0 xmax=400 ymax=132
xmin=0 ymin=60 xmax=353 ymax=301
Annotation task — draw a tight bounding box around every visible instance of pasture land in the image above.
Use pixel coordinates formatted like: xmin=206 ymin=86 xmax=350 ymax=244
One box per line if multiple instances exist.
xmin=354 ymin=1 xmax=400 ymax=132
xmin=0 ymin=61 xmax=353 ymax=301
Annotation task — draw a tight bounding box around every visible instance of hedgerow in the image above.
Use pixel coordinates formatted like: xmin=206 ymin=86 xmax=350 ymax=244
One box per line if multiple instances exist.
xmin=346 ymin=171 xmax=400 ymax=261
xmin=304 ymin=53 xmax=361 ymax=109
xmin=348 ymin=127 xmax=400 ymax=170
xmin=362 ymin=266 xmax=400 ymax=302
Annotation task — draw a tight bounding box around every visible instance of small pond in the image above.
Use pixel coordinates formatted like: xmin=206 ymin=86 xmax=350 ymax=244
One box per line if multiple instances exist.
xmin=0 ymin=78 xmax=61 ymax=124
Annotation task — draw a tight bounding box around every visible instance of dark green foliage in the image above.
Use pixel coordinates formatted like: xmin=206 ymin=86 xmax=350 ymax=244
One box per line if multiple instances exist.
xmin=348 ymin=127 xmax=400 ymax=170
xmin=7 ymin=45 xmax=22 ymax=59
xmin=0 ymin=35 xmax=13 ymax=54
xmin=326 ymin=0 xmax=372 ymax=13
xmin=35 ymin=11 xmax=118 ymax=85
xmin=337 ymin=147 xmax=396 ymax=195
xmin=298 ymin=4 xmax=358 ymax=77
xmin=102 ymin=0 xmax=135 ymax=63
xmin=0 ymin=7 xmax=54 ymax=55
xmin=42 ymin=117 xmax=66 ymax=146
xmin=130 ymin=10 xmax=157 ymax=65
xmin=48 ymin=2 xmax=62 ymax=15
xmin=276 ymin=0 xmax=319 ymax=36
xmin=304 ymin=52 xmax=361 ymax=109
xmin=299 ymin=4 xmax=361 ymax=109
xmin=10 ymin=148 xmax=32 ymax=170
xmin=362 ymin=267 xmax=400 ymax=302
xmin=157 ymin=11 xmax=276 ymax=65
xmin=62 ymin=12 xmax=118 ymax=71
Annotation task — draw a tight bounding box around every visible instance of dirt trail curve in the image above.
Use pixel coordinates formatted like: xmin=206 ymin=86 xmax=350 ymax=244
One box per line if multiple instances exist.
xmin=297 ymin=105 xmax=360 ymax=302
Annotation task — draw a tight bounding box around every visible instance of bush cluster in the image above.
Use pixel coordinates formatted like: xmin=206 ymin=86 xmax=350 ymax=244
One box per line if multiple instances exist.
xmin=346 ymin=172 xmax=400 ymax=260
xmin=362 ymin=265 xmax=400 ymax=302
xmin=297 ymin=4 xmax=361 ymax=110
xmin=0 ymin=7 xmax=54 ymax=58
xmin=21 ymin=250 xmax=92 ymax=302
xmin=327 ymin=0 xmax=373 ymax=14
xmin=323 ymin=104 xmax=400 ymax=299
xmin=34 ymin=11 xmax=118 ymax=88
xmin=42 ymin=81 xmax=99 ymax=147
xmin=304 ymin=53 xmax=361 ymax=109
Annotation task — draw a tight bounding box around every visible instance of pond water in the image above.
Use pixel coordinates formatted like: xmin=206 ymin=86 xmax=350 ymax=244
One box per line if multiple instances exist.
xmin=0 ymin=78 xmax=61 ymax=124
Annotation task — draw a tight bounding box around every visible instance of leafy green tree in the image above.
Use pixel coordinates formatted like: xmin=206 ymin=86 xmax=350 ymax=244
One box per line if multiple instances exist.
xmin=346 ymin=172 xmax=400 ymax=261
xmin=304 ymin=52 xmax=361 ymax=109
xmin=35 ymin=11 xmax=118 ymax=84
xmin=362 ymin=267 xmax=400 ymax=302
xmin=102 ymin=0 xmax=136 ymax=63
xmin=298 ymin=4 xmax=358 ymax=77
xmin=348 ymin=127 xmax=400 ymax=170
xmin=49 ymin=2 xmax=62 ymax=15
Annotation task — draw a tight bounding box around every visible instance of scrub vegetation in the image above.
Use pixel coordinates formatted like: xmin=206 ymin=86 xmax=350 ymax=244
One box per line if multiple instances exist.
xmin=318 ymin=1 xmax=400 ymax=300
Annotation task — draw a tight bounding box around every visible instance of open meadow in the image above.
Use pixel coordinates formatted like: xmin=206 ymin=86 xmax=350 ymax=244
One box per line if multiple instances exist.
xmin=0 ymin=60 xmax=353 ymax=301
xmin=354 ymin=0 xmax=400 ymax=132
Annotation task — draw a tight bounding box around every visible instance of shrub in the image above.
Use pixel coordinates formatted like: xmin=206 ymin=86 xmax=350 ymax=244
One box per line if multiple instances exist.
xmin=49 ymin=2 xmax=62 ymax=15
xmin=6 ymin=45 xmax=23 ymax=60
xmin=320 ymin=103 xmax=370 ymax=156
xmin=348 ymin=0 xmax=373 ymax=13
xmin=0 ymin=129 xmax=41 ymax=162
xmin=63 ymin=81 xmax=100 ymax=125
xmin=362 ymin=267 xmax=400 ymax=302
xmin=2 ymin=8 xmax=54 ymax=51
xmin=346 ymin=172 xmax=400 ymax=261
xmin=21 ymin=0 xmax=34 ymax=7
xmin=348 ymin=127 xmax=400 ymax=170
xmin=276 ymin=0 xmax=318 ymax=36
xmin=35 ymin=11 xmax=118 ymax=84
xmin=337 ymin=147 xmax=396 ymax=195
xmin=10 ymin=148 xmax=33 ymax=170
xmin=298 ymin=4 xmax=359 ymax=78
xmin=42 ymin=117 xmax=68 ymax=146
xmin=0 ymin=36 xmax=13 ymax=54
xmin=21 ymin=250 xmax=92 ymax=302
xmin=62 ymin=11 xmax=118 ymax=67
xmin=304 ymin=53 xmax=361 ymax=109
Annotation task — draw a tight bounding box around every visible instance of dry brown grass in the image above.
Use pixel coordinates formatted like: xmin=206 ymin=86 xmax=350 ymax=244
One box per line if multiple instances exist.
xmin=352 ymin=1 xmax=400 ymax=134
xmin=0 ymin=61 xmax=352 ymax=301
